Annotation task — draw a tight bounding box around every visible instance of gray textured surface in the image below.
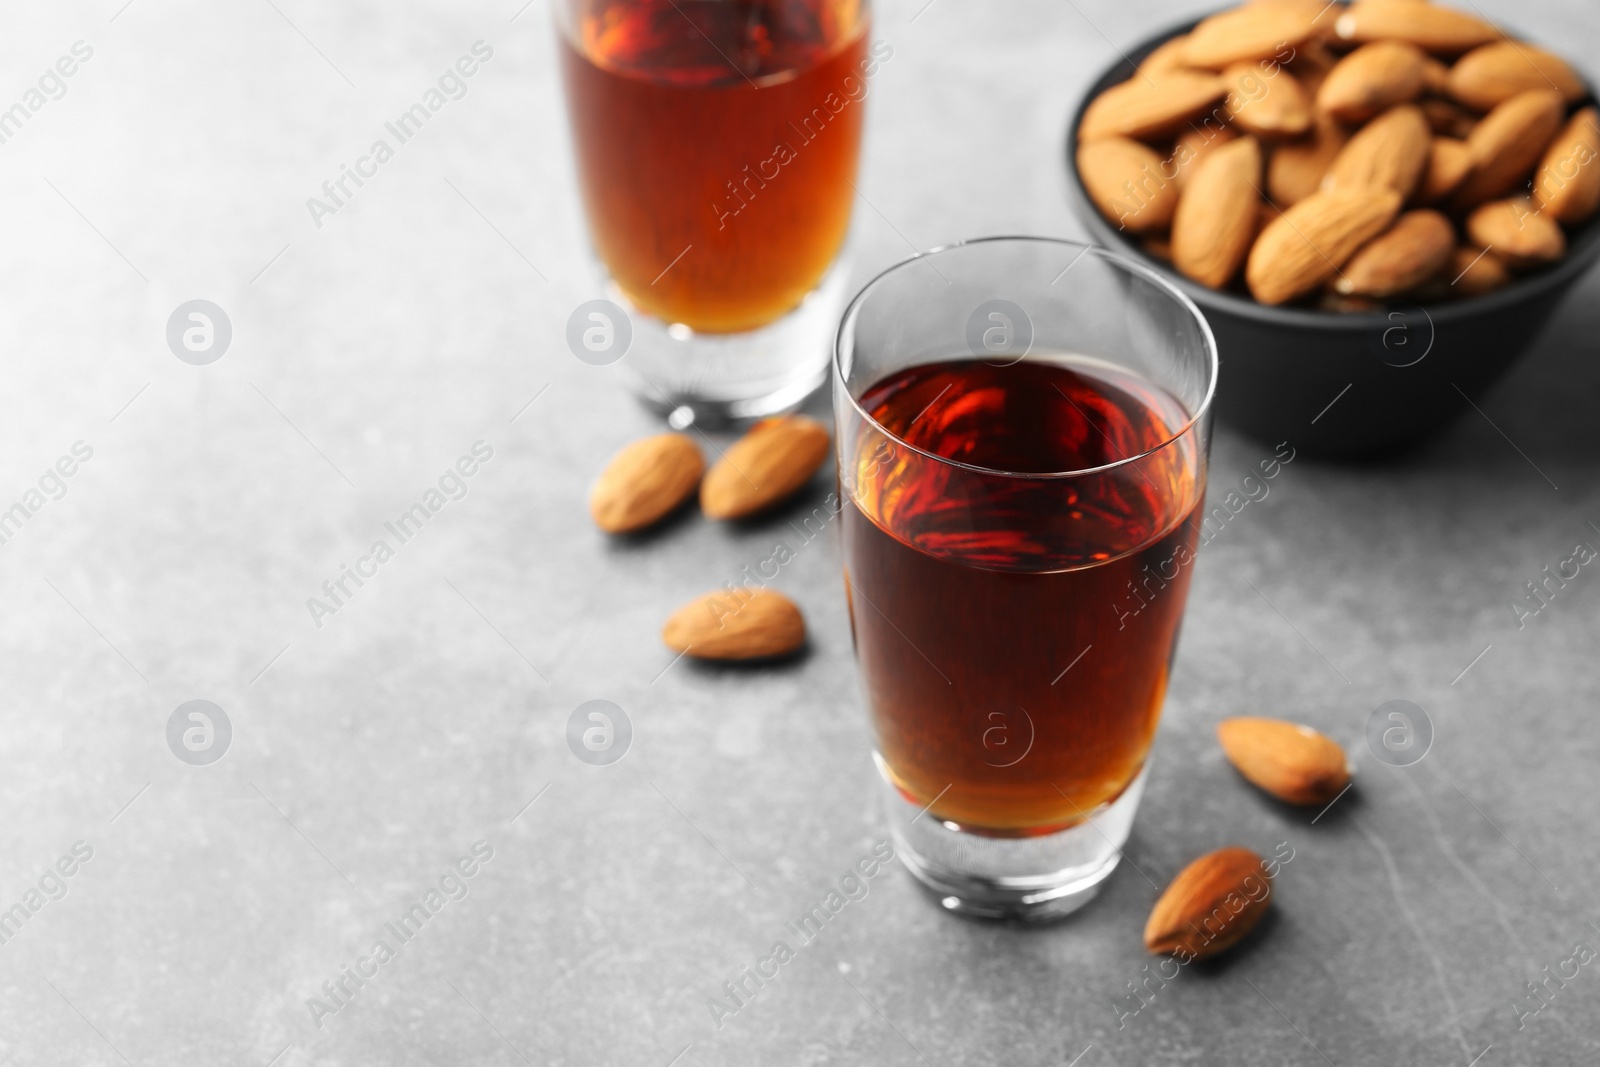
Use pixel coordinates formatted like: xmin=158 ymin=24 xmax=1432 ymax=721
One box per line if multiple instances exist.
xmin=3 ymin=1 xmax=1600 ymax=1064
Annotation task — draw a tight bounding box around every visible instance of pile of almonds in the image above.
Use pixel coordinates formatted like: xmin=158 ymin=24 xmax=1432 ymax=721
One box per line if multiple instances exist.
xmin=1145 ymin=716 xmax=1350 ymax=960
xmin=1076 ymin=0 xmax=1600 ymax=308
xmin=588 ymin=415 xmax=830 ymax=660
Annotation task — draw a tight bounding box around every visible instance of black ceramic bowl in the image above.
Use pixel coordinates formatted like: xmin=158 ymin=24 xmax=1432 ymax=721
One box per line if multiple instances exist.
xmin=1064 ymin=16 xmax=1600 ymax=458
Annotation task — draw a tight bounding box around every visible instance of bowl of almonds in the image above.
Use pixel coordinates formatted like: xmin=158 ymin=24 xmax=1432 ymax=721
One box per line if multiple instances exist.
xmin=1065 ymin=0 xmax=1600 ymax=457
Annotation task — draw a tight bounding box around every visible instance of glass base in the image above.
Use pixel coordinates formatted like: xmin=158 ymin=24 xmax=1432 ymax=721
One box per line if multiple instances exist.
xmin=616 ymin=253 xmax=852 ymax=431
xmin=881 ymin=758 xmax=1148 ymax=922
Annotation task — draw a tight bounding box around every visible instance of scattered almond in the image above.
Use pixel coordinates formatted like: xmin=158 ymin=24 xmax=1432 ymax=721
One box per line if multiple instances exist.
xmin=701 ymin=415 xmax=831 ymax=520
xmin=1466 ymin=198 xmax=1566 ymax=268
xmin=1079 ymin=71 xmax=1228 ymax=142
xmin=1532 ymin=107 xmax=1600 ymax=225
xmin=1184 ymin=4 xmax=1324 ymax=68
xmin=1077 ymin=138 xmax=1180 ymax=233
xmin=1246 ymin=187 xmax=1403 ymax=304
xmin=662 ymin=587 xmax=806 ymax=660
xmin=1173 ymin=124 xmax=1240 ymax=190
xmin=1447 ymin=41 xmax=1585 ymax=112
xmin=1267 ymin=113 xmax=1349 ymax=206
xmin=1224 ymin=64 xmax=1312 ymax=138
xmin=1334 ymin=1 xmax=1499 ymax=55
xmin=1452 ymin=89 xmax=1566 ymax=208
xmin=1321 ymin=104 xmax=1431 ymax=198
xmin=1173 ymin=137 xmax=1263 ymax=287
xmin=1144 ymin=847 xmax=1273 ymax=960
xmin=1418 ymin=137 xmax=1473 ymax=203
xmin=1217 ymin=717 xmax=1353 ymax=804
xmin=589 ymin=433 xmax=704 ymax=534
xmin=1317 ymin=40 xmax=1427 ymax=123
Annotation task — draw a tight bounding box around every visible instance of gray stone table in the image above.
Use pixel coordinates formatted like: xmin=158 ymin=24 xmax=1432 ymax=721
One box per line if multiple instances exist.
xmin=2 ymin=0 xmax=1599 ymax=1064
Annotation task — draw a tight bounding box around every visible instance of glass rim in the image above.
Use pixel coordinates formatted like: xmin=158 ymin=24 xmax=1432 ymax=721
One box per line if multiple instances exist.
xmin=832 ymin=235 xmax=1219 ymax=480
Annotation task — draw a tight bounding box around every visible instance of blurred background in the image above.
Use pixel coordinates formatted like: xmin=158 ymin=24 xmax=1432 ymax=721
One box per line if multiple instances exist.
xmin=2 ymin=1 xmax=1599 ymax=1064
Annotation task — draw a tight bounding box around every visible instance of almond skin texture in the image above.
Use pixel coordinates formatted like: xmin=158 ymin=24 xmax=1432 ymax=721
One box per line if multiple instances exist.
xmin=1247 ymin=187 xmax=1403 ymax=304
xmin=1452 ymin=89 xmax=1565 ymax=208
xmin=1224 ymin=64 xmax=1312 ymax=138
xmin=701 ymin=416 xmax=830 ymax=520
xmin=1145 ymin=847 xmax=1273 ymax=960
xmin=1321 ymin=104 xmax=1431 ymax=198
xmin=1077 ymin=138 xmax=1180 ymax=233
xmin=1184 ymin=4 xmax=1322 ymax=69
xmin=589 ymin=433 xmax=704 ymax=534
xmin=1268 ymin=113 xmax=1349 ymax=206
xmin=1174 ymin=137 xmax=1263 ymax=288
xmin=1334 ymin=2 xmax=1499 ymax=56
xmin=1317 ymin=40 xmax=1427 ymax=123
xmin=1533 ymin=107 xmax=1600 ymax=225
xmin=1419 ymin=137 xmax=1473 ymax=204
xmin=1079 ymin=71 xmax=1228 ymax=142
xmin=1217 ymin=717 xmax=1352 ymax=804
xmin=1448 ymin=246 xmax=1512 ymax=296
xmin=1466 ymin=198 xmax=1566 ymax=269
xmin=1173 ymin=124 xmax=1240 ymax=190
xmin=661 ymin=587 xmax=806 ymax=660
xmin=1448 ymin=42 xmax=1585 ymax=112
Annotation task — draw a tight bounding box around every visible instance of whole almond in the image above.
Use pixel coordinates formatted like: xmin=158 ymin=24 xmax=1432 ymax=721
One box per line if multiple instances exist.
xmin=1447 ymin=246 xmax=1512 ymax=296
xmin=1321 ymin=104 xmax=1431 ymax=198
xmin=589 ymin=433 xmax=704 ymax=534
xmin=1140 ymin=35 xmax=1194 ymax=76
xmin=1224 ymin=64 xmax=1312 ymax=138
xmin=1184 ymin=4 xmax=1324 ymax=69
xmin=1533 ymin=107 xmax=1600 ymax=225
xmin=1173 ymin=137 xmax=1263 ymax=288
xmin=1079 ymin=71 xmax=1228 ymax=142
xmin=1173 ymin=124 xmax=1240 ymax=190
xmin=1316 ymin=41 xmax=1427 ymax=124
xmin=1268 ymin=113 xmax=1349 ymax=206
xmin=1419 ymin=137 xmax=1474 ymax=203
xmin=1247 ymin=187 xmax=1403 ymax=304
xmin=1452 ymin=89 xmax=1566 ymax=208
xmin=662 ymin=587 xmax=806 ymax=660
xmin=1336 ymin=209 xmax=1456 ymax=297
xmin=1422 ymin=97 xmax=1477 ymax=139
xmin=1334 ymin=2 xmax=1499 ymax=56
xmin=1145 ymin=847 xmax=1273 ymax=960
xmin=1448 ymin=41 xmax=1585 ymax=112
xmin=1077 ymin=138 xmax=1180 ymax=233
xmin=1218 ymin=717 xmax=1351 ymax=804
xmin=701 ymin=415 xmax=830 ymax=520
xmin=1466 ymin=198 xmax=1566 ymax=268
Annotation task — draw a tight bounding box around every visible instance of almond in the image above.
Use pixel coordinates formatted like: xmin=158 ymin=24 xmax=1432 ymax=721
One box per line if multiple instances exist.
xmin=1466 ymin=198 xmax=1566 ymax=268
xmin=1421 ymin=56 xmax=1450 ymax=96
xmin=1286 ymin=40 xmax=1337 ymax=100
xmin=1173 ymin=123 xmax=1240 ymax=190
xmin=1144 ymin=847 xmax=1273 ymax=960
xmin=1268 ymin=113 xmax=1349 ymax=206
xmin=1321 ymin=104 xmax=1431 ymax=198
xmin=701 ymin=415 xmax=830 ymax=520
xmin=1173 ymin=137 xmax=1263 ymax=287
xmin=1334 ymin=2 xmax=1499 ymax=56
xmin=1452 ymin=89 xmax=1565 ymax=208
xmin=1077 ymin=138 xmax=1180 ymax=233
xmin=1140 ymin=35 xmax=1194 ymax=76
xmin=1447 ymin=246 xmax=1512 ymax=296
xmin=1532 ymin=107 xmax=1600 ymax=225
xmin=1247 ymin=187 xmax=1403 ymax=304
xmin=1422 ymin=97 xmax=1477 ymax=139
xmin=1447 ymin=41 xmax=1585 ymax=112
xmin=1224 ymin=63 xmax=1312 ymax=137
xmin=1184 ymin=3 xmax=1325 ymax=69
xmin=1418 ymin=137 xmax=1473 ymax=203
xmin=662 ymin=587 xmax=806 ymax=660
xmin=589 ymin=433 xmax=704 ymax=534
xmin=1218 ymin=717 xmax=1351 ymax=804
xmin=1335 ymin=209 xmax=1456 ymax=297
xmin=1317 ymin=41 xmax=1427 ymax=124
xmin=1079 ymin=71 xmax=1228 ymax=142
